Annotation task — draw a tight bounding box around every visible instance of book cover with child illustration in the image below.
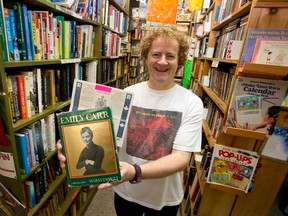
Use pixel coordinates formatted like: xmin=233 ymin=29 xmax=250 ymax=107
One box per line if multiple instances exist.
xmin=225 ymin=76 xmax=288 ymax=135
xmin=206 ymin=144 xmax=260 ymax=193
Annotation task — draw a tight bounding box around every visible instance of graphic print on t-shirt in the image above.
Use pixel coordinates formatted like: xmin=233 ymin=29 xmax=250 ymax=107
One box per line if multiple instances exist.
xmin=126 ymin=106 xmax=182 ymax=160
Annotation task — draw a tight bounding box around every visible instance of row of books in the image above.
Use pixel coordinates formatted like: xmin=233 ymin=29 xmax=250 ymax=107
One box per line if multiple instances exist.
xmin=208 ymin=67 xmax=234 ymax=103
xmin=214 ymin=0 xmax=248 ymax=24
xmin=102 ymin=0 xmax=127 ymax=34
xmin=7 ymin=68 xmax=68 ymax=122
xmin=15 ymin=114 xmax=56 ymax=174
xmin=51 ymin=0 xmax=101 ymax=22
xmin=204 ymin=98 xmax=224 ymax=141
xmin=6 ymin=62 xmax=98 ymax=123
xmin=102 ymin=29 xmax=122 ymax=57
xmin=0 ymin=1 xmax=95 ymax=62
xmin=213 ymin=16 xmax=248 ymax=59
xmin=101 ymin=58 xmax=123 ymax=83
xmin=24 ymin=154 xmax=62 ymax=211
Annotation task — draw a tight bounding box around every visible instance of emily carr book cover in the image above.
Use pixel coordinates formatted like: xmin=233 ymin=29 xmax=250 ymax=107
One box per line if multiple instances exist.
xmin=56 ymin=107 xmax=121 ymax=186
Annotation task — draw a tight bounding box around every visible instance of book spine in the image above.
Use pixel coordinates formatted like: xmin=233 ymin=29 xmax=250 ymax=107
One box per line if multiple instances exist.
xmin=34 ymin=120 xmax=45 ymax=162
xmin=10 ymin=76 xmax=21 ymax=121
xmin=8 ymin=9 xmax=20 ymax=61
xmin=15 ymin=133 xmax=31 ymax=174
xmin=25 ymin=181 xmax=37 ymax=208
xmin=16 ymin=75 xmax=27 ymax=119
xmin=0 ymin=1 xmax=8 ymax=61
xmin=13 ymin=2 xmax=27 ymax=60
xmin=21 ymin=4 xmax=32 ymax=60
xmin=22 ymin=75 xmax=32 ymax=118
xmin=7 ymin=76 xmax=17 ymax=123
xmin=3 ymin=7 xmax=14 ymax=61
xmin=28 ymin=10 xmax=35 ymax=60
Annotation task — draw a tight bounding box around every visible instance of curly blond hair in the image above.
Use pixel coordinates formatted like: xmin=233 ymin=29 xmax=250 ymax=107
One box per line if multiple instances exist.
xmin=139 ymin=26 xmax=189 ymax=70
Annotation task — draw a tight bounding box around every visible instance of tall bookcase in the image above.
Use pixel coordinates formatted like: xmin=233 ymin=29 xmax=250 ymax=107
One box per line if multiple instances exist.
xmin=0 ymin=0 xmax=130 ymax=215
xmin=182 ymin=0 xmax=288 ymax=215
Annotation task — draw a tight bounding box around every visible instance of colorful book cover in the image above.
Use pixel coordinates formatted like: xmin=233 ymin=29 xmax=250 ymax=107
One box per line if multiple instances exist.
xmin=239 ymin=28 xmax=288 ymax=68
xmin=3 ymin=7 xmax=14 ymax=61
xmin=206 ymin=144 xmax=260 ymax=193
xmin=225 ymin=76 xmax=288 ymax=133
xmin=251 ymin=39 xmax=288 ymax=66
xmin=56 ymin=107 xmax=122 ymax=186
xmin=0 ymin=182 xmax=26 ymax=216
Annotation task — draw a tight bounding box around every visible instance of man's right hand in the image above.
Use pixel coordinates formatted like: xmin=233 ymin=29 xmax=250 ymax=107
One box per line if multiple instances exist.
xmin=56 ymin=140 xmax=66 ymax=169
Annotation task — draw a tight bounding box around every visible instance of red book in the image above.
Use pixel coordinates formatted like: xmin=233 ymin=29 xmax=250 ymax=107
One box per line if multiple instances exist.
xmin=16 ymin=76 xmax=27 ymax=119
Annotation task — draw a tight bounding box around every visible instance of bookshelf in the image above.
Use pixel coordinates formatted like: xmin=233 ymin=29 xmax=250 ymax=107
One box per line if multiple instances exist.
xmin=0 ymin=0 xmax=129 ymax=215
xmin=182 ymin=0 xmax=288 ymax=215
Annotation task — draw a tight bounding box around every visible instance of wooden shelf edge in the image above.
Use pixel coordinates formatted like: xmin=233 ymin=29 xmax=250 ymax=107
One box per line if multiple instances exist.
xmin=208 ymin=182 xmax=247 ymax=196
xmin=202 ymin=120 xmax=216 ymax=148
xmin=223 ymin=127 xmax=266 ymax=140
xmin=239 ymin=63 xmax=288 ymax=78
xmin=202 ymin=86 xmax=227 ymax=113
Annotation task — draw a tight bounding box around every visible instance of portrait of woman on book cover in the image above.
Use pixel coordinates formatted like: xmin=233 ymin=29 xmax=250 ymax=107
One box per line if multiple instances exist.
xmin=62 ymin=122 xmax=119 ymax=178
xmin=76 ymin=126 xmax=105 ymax=175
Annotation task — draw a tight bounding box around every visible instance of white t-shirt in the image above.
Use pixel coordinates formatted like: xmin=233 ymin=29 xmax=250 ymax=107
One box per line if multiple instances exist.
xmin=113 ymin=82 xmax=203 ymax=210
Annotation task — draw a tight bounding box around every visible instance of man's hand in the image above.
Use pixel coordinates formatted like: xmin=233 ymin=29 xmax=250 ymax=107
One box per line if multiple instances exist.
xmin=56 ymin=140 xmax=66 ymax=169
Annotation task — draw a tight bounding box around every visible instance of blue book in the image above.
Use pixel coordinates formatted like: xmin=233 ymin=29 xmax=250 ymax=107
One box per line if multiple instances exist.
xmin=0 ymin=0 xmax=8 ymax=61
xmin=25 ymin=181 xmax=37 ymax=208
xmin=15 ymin=132 xmax=31 ymax=174
xmin=19 ymin=128 xmax=37 ymax=167
xmin=3 ymin=7 xmax=14 ymax=61
xmin=5 ymin=2 xmax=27 ymax=60
xmin=27 ymin=10 xmax=35 ymax=60
xmin=8 ymin=9 xmax=20 ymax=61
xmin=21 ymin=4 xmax=32 ymax=60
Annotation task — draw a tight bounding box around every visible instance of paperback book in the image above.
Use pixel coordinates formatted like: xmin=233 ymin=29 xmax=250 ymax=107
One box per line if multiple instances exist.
xmin=206 ymin=144 xmax=260 ymax=193
xmin=239 ymin=28 xmax=288 ymax=68
xmin=56 ymin=106 xmax=122 ymax=186
xmin=251 ymin=39 xmax=288 ymax=66
xmin=225 ymin=76 xmax=288 ymax=132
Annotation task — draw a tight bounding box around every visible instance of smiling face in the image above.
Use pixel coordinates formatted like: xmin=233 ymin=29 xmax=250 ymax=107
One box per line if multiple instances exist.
xmin=146 ymin=37 xmax=179 ymax=90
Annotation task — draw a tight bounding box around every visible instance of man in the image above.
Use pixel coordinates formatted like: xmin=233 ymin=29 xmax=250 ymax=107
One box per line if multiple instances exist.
xmin=58 ymin=26 xmax=203 ymax=216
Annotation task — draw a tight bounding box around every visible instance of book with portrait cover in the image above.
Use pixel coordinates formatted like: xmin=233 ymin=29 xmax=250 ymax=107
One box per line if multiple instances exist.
xmin=206 ymin=144 xmax=260 ymax=193
xmin=56 ymin=106 xmax=122 ymax=186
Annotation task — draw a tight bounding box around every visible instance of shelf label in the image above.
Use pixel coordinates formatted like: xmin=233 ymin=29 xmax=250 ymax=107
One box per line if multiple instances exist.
xmin=211 ymin=60 xmax=219 ymax=68
xmin=61 ymin=58 xmax=81 ymax=64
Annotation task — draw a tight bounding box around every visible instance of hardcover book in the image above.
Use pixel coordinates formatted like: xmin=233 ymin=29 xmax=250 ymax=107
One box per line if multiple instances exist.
xmin=56 ymin=107 xmax=122 ymax=186
xmin=239 ymin=28 xmax=288 ymax=68
xmin=206 ymin=144 xmax=260 ymax=193
xmin=225 ymin=76 xmax=288 ymax=132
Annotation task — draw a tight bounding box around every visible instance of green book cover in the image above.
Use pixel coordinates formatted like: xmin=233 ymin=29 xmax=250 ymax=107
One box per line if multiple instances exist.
xmin=56 ymin=106 xmax=122 ymax=186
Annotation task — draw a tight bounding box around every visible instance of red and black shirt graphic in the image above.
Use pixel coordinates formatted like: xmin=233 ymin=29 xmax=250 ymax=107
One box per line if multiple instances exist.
xmin=126 ymin=106 xmax=182 ymax=160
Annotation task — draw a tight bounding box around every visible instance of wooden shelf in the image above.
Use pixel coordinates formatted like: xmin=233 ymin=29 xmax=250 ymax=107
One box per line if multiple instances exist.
xmin=212 ymin=2 xmax=252 ymax=31
xmin=202 ymin=120 xmax=216 ymax=148
xmin=28 ymin=173 xmax=67 ymax=216
xmin=12 ymin=100 xmax=71 ymax=132
xmin=202 ymin=86 xmax=227 ymax=113
xmin=238 ymin=63 xmax=288 ymax=79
